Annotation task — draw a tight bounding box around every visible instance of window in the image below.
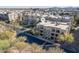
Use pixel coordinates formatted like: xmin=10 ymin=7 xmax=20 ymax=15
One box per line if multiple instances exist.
xmin=40 ymin=30 xmax=43 ymax=33
xmin=55 ymin=34 xmax=58 ymax=37
xmin=51 ymin=33 xmax=54 ymax=36
xmin=40 ymin=33 xmax=43 ymax=36
xmin=52 ymin=29 xmax=55 ymax=32
xmin=40 ymin=26 xmax=43 ymax=29
xmin=56 ymin=30 xmax=60 ymax=33
xmin=51 ymin=37 xmax=54 ymax=39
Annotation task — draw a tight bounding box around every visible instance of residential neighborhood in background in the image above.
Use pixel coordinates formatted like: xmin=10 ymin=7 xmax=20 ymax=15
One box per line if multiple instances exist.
xmin=0 ymin=7 xmax=79 ymax=53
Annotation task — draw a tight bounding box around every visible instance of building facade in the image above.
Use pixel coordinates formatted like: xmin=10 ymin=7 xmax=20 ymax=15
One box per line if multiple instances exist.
xmin=36 ymin=16 xmax=73 ymax=40
xmin=8 ymin=11 xmax=20 ymax=22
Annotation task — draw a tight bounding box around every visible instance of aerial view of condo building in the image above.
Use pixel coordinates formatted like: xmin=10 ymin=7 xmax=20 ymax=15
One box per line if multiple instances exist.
xmin=0 ymin=7 xmax=79 ymax=53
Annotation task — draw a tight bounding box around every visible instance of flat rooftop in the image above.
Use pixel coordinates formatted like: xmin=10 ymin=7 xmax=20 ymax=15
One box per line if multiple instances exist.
xmin=37 ymin=22 xmax=70 ymax=30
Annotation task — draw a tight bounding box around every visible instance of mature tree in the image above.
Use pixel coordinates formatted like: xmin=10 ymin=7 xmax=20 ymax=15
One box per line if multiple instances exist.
xmin=7 ymin=42 xmax=45 ymax=53
xmin=29 ymin=27 xmax=40 ymax=35
xmin=58 ymin=33 xmax=74 ymax=43
xmin=72 ymin=15 xmax=79 ymax=29
xmin=0 ymin=30 xmax=16 ymax=41
xmin=7 ymin=42 xmax=32 ymax=53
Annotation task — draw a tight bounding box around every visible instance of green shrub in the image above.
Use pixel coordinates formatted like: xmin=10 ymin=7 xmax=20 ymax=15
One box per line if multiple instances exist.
xmin=58 ymin=33 xmax=74 ymax=43
xmin=16 ymin=36 xmax=27 ymax=42
xmin=0 ymin=40 xmax=10 ymax=51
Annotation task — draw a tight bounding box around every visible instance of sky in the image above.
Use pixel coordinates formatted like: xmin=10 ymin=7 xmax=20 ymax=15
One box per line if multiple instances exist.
xmin=0 ymin=0 xmax=79 ymax=7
